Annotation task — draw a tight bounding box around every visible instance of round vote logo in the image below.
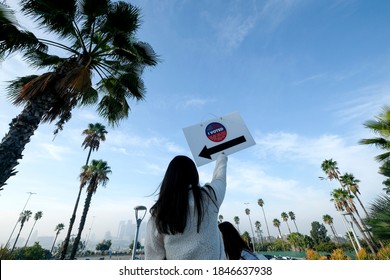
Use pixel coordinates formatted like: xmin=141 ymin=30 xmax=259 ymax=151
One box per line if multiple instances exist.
xmin=205 ymin=122 xmax=227 ymax=142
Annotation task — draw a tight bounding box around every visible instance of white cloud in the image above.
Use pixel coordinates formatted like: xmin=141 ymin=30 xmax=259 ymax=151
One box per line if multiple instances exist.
xmin=259 ymin=0 xmax=302 ymax=31
xmin=215 ymin=14 xmax=257 ymax=51
xmin=182 ymin=98 xmax=216 ymax=108
xmin=37 ymin=143 xmax=72 ymax=161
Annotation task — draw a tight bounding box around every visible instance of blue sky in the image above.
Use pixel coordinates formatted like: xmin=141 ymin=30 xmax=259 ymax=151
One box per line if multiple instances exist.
xmin=1 ymin=0 xmax=390 ymax=248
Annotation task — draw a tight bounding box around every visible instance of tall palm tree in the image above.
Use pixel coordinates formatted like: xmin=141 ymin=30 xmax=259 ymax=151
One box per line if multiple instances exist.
xmin=272 ymin=218 xmax=282 ymax=238
xmin=281 ymin=212 xmax=291 ymax=234
xmin=60 ymin=123 xmax=107 ymax=259
xmin=69 ymin=159 xmax=111 ymax=259
xmin=340 ymin=173 xmax=369 ymax=218
xmin=322 ymin=214 xmax=339 ymax=243
xmin=233 ymin=216 xmax=240 ymax=233
xmin=51 ymin=223 xmax=65 ymax=254
xmin=11 ymin=210 xmax=32 ymax=252
xmin=254 ymin=220 xmax=263 ymax=244
xmin=331 ymin=188 xmax=377 ymax=254
xmin=24 ymin=210 xmax=43 ymax=247
xmin=321 ymin=159 xmax=340 ymax=181
xmin=0 ymin=0 xmax=158 ymax=189
xmin=245 ymin=208 xmax=256 ymax=252
xmin=257 ymin=198 xmax=271 ymax=240
xmin=321 ymin=159 xmax=378 ymax=252
xmin=288 ymin=211 xmax=299 ymax=233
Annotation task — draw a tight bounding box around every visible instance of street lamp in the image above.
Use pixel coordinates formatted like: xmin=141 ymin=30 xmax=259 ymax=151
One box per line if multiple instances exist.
xmin=132 ymin=205 xmax=147 ymax=260
xmin=6 ymin=192 xmax=36 ymax=247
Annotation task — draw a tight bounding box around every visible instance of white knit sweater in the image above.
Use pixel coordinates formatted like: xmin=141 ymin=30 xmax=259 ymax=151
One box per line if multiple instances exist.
xmin=145 ymin=153 xmax=228 ymax=260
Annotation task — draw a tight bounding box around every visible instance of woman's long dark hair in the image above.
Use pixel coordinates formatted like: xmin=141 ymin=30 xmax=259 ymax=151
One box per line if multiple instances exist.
xmin=218 ymin=221 xmax=251 ymax=260
xmin=150 ymin=155 xmax=215 ymax=234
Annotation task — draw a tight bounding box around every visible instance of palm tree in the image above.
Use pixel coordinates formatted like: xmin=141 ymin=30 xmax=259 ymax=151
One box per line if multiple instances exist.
xmin=288 ymin=211 xmax=299 ymax=233
xmin=359 ymin=105 xmax=390 ymax=162
xmin=359 ymin=106 xmax=390 ymax=194
xmin=254 ymin=220 xmax=263 ymax=244
xmin=0 ymin=0 xmax=158 ymax=189
xmin=51 ymin=223 xmax=65 ymax=254
xmin=11 ymin=210 xmax=32 ymax=252
xmin=321 ymin=159 xmax=378 ymax=253
xmin=281 ymin=212 xmax=291 ymax=234
xmin=69 ymin=159 xmax=111 ymax=259
xmin=340 ymin=173 xmax=369 ymax=218
xmin=366 ymin=194 xmax=390 ymax=241
xmin=322 ymin=214 xmax=339 ymax=243
xmin=233 ymin=216 xmax=240 ymax=233
xmin=321 ymin=159 xmax=340 ymax=181
xmin=60 ymin=123 xmax=107 ymax=259
xmin=245 ymin=208 xmax=256 ymax=252
xmin=272 ymin=218 xmax=282 ymax=238
xmin=331 ymin=188 xmax=377 ymax=254
xmin=257 ymin=198 xmax=271 ymax=240
xmin=218 ymin=214 xmax=223 ymax=224
xmin=24 ymin=210 xmax=43 ymax=247
xmin=379 ymin=161 xmax=390 ymax=194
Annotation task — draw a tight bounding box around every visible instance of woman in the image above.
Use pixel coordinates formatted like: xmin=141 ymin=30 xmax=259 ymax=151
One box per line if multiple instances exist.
xmin=218 ymin=221 xmax=259 ymax=260
xmin=145 ymin=153 xmax=228 ymax=260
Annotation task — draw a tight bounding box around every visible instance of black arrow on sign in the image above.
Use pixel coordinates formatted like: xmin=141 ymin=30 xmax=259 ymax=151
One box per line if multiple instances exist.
xmin=199 ymin=135 xmax=247 ymax=159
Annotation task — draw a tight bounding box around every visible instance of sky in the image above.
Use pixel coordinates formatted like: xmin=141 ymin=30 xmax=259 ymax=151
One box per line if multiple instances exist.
xmin=1 ymin=0 xmax=390 ymax=249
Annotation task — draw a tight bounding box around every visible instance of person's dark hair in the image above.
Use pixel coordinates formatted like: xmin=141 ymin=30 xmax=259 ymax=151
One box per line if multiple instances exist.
xmin=218 ymin=221 xmax=251 ymax=260
xmin=150 ymin=155 xmax=216 ymax=234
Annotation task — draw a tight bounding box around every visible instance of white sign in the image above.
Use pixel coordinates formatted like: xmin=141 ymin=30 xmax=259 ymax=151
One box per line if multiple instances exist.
xmin=183 ymin=112 xmax=256 ymax=166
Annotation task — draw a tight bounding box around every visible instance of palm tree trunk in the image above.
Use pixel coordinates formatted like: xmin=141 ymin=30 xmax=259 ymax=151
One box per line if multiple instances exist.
xmin=24 ymin=220 xmax=37 ymax=247
xmin=329 ymin=224 xmax=339 ymax=244
xmin=293 ymin=220 xmax=299 ymax=233
xmin=11 ymin=224 xmax=24 ymax=252
xmin=0 ymin=93 xmax=56 ymax=189
xmin=261 ymin=207 xmax=271 ymax=240
xmin=60 ymin=147 xmax=92 ymax=259
xmin=70 ymin=190 xmax=93 ymax=259
xmin=60 ymin=186 xmax=83 ymax=259
xmin=348 ymin=212 xmax=377 ymax=254
xmin=51 ymin=233 xmax=59 ymax=253
xmin=285 ymin=221 xmax=291 ymax=234
xmin=353 ymin=208 xmax=378 ymax=251
xmin=355 ymin=194 xmax=370 ymax=218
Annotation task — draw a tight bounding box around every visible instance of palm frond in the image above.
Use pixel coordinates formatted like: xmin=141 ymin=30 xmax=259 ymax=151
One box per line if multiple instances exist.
xmin=78 ymin=87 xmax=99 ymax=106
xmin=97 ymin=94 xmax=129 ymax=126
xmin=133 ymin=42 xmax=159 ymax=66
xmin=58 ymin=66 xmax=92 ymax=94
xmin=0 ymin=3 xmax=47 ymax=57
xmin=6 ymin=75 xmax=39 ymax=104
xmin=6 ymin=74 xmax=56 ymax=105
xmin=23 ymin=50 xmax=65 ymax=69
xmin=20 ymin=0 xmax=77 ymax=39
xmin=103 ymin=1 xmax=140 ymax=34
xmin=375 ymin=152 xmax=390 ymax=163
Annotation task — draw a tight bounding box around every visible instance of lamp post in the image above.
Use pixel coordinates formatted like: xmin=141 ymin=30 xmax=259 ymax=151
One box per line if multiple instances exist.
xmin=132 ymin=205 xmax=147 ymax=260
xmin=6 ymin=192 xmax=36 ymax=247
